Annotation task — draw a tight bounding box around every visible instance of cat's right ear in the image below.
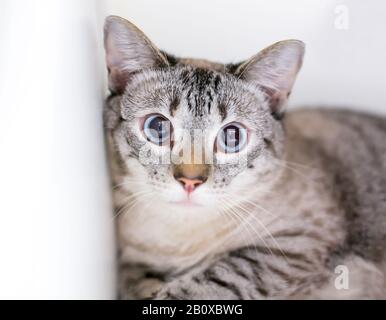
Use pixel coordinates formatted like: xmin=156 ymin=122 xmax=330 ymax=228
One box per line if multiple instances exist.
xmin=234 ymin=40 xmax=305 ymax=118
xmin=104 ymin=16 xmax=169 ymax=94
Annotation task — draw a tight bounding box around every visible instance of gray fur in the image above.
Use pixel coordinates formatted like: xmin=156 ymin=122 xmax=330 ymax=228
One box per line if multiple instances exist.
xmin=104 ymin=16 xmax=386 ymax=299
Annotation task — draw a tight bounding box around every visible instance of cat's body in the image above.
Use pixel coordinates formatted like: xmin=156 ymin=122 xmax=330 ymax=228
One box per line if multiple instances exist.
xmin=103 ymin=16 xmax=386 ymax=299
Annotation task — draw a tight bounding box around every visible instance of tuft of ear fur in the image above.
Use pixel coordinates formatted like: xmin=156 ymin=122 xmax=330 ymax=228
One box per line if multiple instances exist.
xmin=104 ymin=16 xmax=169 ymax=94
xmin=235 ymin=40 xmax=305 ymax=118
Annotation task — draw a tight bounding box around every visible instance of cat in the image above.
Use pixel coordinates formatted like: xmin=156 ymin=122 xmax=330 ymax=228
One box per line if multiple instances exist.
xmin=103 ymin=16 xmax=386 ymax=299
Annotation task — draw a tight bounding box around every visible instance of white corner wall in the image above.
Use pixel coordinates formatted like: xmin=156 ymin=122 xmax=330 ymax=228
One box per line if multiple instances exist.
xmin=0 ymin=0 xmax=116 ymax=299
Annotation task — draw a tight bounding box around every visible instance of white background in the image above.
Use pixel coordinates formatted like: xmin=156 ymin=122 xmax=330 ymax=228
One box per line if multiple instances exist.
xmin=103 ymin=0 xmax=386 ymax=114
xmin=0 ymin=0 xmax=385 ymax=299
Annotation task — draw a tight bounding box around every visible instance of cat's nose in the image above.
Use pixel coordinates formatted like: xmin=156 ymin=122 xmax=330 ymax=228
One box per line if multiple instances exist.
xmin=176 ymin=177 xmax=206 ymax=194
xmin=173 ymin=164 xmax=210 ymax=193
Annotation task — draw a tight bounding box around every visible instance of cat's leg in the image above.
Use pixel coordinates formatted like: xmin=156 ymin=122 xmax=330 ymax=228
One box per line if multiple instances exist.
xmin=152 ymin=249 xmax=380 ymax=300
xmin=119 ymin=264 xmax=165 ymax=300
xmin=151 ymin=248 xmax=278 ymax=300
xmin=152 ymin=262 xmax=266 ymax=300
xmin=151 ymin=256 xmax=386 ymax=300
xmin=147 ymin=249 xmax=386 ymax=300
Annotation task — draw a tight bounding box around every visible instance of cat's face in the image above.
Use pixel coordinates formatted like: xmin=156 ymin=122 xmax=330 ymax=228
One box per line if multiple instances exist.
xmin=111 ymin=67 xmax=283 ymax=209
xmin=104 ymin=16 xmax=304 ymax=211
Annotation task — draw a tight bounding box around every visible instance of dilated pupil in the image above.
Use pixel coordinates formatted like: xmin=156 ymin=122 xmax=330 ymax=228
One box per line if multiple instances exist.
xmin=224 ymin=126 xmax=240 ymax=148
xmin=149 ymin=117 xmax=167 ymax=140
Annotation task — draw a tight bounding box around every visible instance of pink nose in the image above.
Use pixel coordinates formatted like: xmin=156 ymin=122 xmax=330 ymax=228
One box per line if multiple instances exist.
xmin=177 ymin=177 xmax=204 ymax=193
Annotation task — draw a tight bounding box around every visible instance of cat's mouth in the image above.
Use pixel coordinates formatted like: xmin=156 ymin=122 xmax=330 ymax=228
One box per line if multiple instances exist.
xmin=169 ymin=199 xmax=204 ymax=207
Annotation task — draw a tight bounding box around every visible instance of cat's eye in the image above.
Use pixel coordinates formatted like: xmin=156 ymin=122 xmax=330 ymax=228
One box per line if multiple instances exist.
xmin=216 ymin=123 xmax=248 ymax=154
xmin=142 ymin=114 xmax=172 ymax=146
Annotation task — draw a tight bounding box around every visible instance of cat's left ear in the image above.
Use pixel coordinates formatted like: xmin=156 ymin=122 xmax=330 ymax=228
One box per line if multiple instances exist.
xmin=234 ymin=40 xmax=305 ymax=118
xmin=104 ymin=16 xmax=169 ymax=94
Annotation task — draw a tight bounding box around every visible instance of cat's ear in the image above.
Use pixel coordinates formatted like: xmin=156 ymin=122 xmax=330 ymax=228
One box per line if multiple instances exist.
xmin=104 ymin=16 xmax=169 ymax=94
xmin=234 ymin=40 xmax=305 ymax=118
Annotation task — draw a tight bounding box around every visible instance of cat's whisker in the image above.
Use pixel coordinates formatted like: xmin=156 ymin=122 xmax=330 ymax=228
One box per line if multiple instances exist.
xmin=282 ymin=159 xmax=315 ymax=170
xmin=223 ymin=197 xmax=272 ymax=246
xmin=113 ymin=190 xmax=152 ymax=219
xmin=223 ymin=194 xmax=289 ymax=264
xmin=113 ymin=177 xmax=147 ymax=190
xmin=140 ymin=191 xmax=158 ymax=212
xmin=234 ymin=202 xmax=289 ymax=264
xmin=228 ymin=193 xmax=281 ymax=220
xmin=221 ymin=197 xmax=273 ymax=259
xmin=221 ymin=200 xmax=283 ymax=286
xmin=218 ymin=201 xmax=254 ymax=250
xmin=210 ymin=206 xmax=242 ymax=253
xmin=119 ymin=192 xmax=154 ymax=219
xmin=220 ymin=189 xmax=283 ymax=226
xmin=274 ymin=159 xmax=317 ymax=185
xmin=240 ymin=197 xmax=283 ymax=225
xmin=221 ymin=201 xmax=260 ymax=253
xmin=223 ymin=205 xmax=282 ymax=288
xmin=113 ymin=182 xmax=142 ymax=190
xmin=228 ymin=187 xmax=298 ymax=236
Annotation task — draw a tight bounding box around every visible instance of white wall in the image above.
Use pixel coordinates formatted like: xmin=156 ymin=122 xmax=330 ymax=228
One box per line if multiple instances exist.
xmin=0 ymin=0 xmax=116 ymax=299
xmin=103 ymin=0 xmax=386 ymax=115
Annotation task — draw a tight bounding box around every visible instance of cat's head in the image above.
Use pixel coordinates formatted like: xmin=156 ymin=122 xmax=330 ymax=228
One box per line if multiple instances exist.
xmin=104 ymin=16 xmax=304 ymax=212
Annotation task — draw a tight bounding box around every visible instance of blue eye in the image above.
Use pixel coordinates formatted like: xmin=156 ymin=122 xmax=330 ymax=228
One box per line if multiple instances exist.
xmin=216 ymin=123 xmax=248 ymax=154
xmin=143 ymin=114 xmax=172 ymax=146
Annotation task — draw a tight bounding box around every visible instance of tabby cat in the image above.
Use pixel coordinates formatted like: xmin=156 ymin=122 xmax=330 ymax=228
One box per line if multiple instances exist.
xmin=103 ymin=16 xmax=386 ymax=299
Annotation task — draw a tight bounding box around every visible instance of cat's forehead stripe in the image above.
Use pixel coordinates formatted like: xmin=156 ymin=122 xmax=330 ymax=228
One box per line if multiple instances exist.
xmin=178 ymin=68 xmax=227 ymax=120
xmin=169 ymin=96 xmax=180 ymax=116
